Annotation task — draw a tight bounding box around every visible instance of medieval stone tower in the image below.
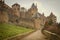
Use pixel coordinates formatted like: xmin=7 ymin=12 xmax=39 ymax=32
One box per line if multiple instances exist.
xmin=20 ymin=7 xmax=27 ymax=18
xmin=28 ymin=3 xmax=38 ymax=18
xmin=12 ymin=3 xmax=20 ymax=18
xmin=0 ymin=0 xmax=9 ymax=23
xmin=30 ymin=3 xmax=38 ymax=13
xmin=12 ymin=3 xmax=20 ymax=23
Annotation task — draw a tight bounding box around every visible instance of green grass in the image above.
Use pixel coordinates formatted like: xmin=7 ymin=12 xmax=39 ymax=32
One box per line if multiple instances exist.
xmin=0 ymin=23 xmax=33 ymax=40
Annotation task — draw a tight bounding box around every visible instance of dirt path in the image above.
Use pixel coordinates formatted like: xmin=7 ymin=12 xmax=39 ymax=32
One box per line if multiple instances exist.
xmin=20 ymin=30 xmax=47 ymax=40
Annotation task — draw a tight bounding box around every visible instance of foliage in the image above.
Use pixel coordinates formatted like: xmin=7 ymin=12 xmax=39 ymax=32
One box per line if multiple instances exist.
xmin=48 ymin=19 xmax=53 ymax=25
xmin=44 ymin=19 xmax=53 ymax=27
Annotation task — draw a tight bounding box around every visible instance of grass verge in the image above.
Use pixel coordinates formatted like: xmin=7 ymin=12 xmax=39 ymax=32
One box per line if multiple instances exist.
xmin=0 ymin=23 xmax=33 ymax=40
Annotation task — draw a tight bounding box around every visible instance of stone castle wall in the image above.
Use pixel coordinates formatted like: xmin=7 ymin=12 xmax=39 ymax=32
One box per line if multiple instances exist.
xmin=0 ymin=1 xmax=57 ymax=29
xmin=18 ymin=18 xmax=35 ymax=29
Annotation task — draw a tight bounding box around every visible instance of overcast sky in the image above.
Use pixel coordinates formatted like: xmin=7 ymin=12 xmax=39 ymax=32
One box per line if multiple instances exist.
xmin=5 ymin=0 xmax=60 ymax=22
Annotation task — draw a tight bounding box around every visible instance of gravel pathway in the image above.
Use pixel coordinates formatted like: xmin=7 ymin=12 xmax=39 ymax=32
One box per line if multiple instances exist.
xmin=20 ymin=30 xmax=47 ymax=40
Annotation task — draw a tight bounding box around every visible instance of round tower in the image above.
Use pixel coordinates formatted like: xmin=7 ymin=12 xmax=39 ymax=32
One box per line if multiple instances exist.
xmin=12 ymin=3 xmax=20 ymax=17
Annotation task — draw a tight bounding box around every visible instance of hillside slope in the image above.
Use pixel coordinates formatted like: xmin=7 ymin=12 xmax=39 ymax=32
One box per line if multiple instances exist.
xmin=0 ymin=23 xmax=33 ymax=40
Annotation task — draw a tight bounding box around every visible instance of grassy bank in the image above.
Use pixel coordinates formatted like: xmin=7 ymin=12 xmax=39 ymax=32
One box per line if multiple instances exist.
xmin=0 ymin=23 xmax=33 ymax=40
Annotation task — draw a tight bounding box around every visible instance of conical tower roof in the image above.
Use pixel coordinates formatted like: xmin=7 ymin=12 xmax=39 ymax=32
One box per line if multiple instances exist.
xmin=31 ymin=3 xmax=37 ymax=8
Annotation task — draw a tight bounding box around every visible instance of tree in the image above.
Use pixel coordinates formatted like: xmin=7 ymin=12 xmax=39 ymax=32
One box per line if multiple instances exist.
xmin=48 ymin=19 xmax=53 ymax=25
